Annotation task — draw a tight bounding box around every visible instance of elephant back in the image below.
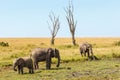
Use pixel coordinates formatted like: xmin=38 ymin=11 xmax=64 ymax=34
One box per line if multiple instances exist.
xmin=30 ymin=48 xmax=48 ymax=61
xmin=23 ymin=57 xmax=33 ymax=67
xmin=30 ymin=48 xmax=44 ymax=57
xmin=80 ymin=43 xmax=87 ymax=51
xmin=80 ymin=42 xmax=91 ymax=48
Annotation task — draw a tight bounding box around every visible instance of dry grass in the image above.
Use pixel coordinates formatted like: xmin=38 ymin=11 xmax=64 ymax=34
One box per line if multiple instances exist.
xmin=0 ymin=37 xmax=120 ymax=62
xmin=0 ymin=37 xmax=119 ymax=46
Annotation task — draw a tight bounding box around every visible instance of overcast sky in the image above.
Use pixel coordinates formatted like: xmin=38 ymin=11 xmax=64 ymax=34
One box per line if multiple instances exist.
xmin=0 ymin=0 xmax=120 ymax=38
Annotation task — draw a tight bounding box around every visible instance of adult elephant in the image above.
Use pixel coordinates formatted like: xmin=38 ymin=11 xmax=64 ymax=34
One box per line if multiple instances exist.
xmin=30 ymin=48 xmax=60 ymax=70
xmin=80 ymin=42 xmax=95 ymax=60
xmin=13 ymin=57 xmax=34 ymax=74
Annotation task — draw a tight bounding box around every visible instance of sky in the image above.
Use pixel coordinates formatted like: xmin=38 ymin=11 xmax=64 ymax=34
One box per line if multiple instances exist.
xmin=0 ymin=0 xmax=120 ymax=38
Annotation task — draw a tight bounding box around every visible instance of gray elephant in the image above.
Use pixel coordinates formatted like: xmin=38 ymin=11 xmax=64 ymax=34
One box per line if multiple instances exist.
xmin=13 ymin=57 xmax=34 ymax=74
xmin=80 ymin=42 xmax=95 ymax=60
xmin=30 ymin=48 xmax=60 ymax=70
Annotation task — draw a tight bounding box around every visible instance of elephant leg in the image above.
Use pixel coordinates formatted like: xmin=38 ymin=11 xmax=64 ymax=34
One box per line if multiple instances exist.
xmin=31 ymin=65 xmax=34 ymax=73
xmin=31 ymin=68 xmax=34 ymax=73
xmin=18 ymin=67 xmax=20 ymax=74
xmin=87 ymin=51 xmax=90 ymax=57
xmin=91 ymin=52 xmax=95 ymax=60
xmin=81 ymin=52 xmax=83 ymax=57
xmin=80 ymin=49 xmax=83 ymax=57
xmin=46 ymin=58 xmax=51 ymax=70
xmin=29 ymin=68 xmax=31 ymax=73
xmin=92 ymin=55 xmax=95 ymax=60
xmin=36 ymin=62 xmax=39 ymax=69
xmin=28 ymin=67 xmax=32 ymax=74
xmin=34 ymin=62 xmax=37 ymax=69
xmin=29 ymin=67 xmax=34 ymax=74
xmin=21 ymin=68 xmax=23 ymax=74
xmin=84 ymin=52 xmax=86 ymax=57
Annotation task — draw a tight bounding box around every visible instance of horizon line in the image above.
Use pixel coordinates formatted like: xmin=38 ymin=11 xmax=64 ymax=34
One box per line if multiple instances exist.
xmin=0 ymin=36 xmax=120 ymax=38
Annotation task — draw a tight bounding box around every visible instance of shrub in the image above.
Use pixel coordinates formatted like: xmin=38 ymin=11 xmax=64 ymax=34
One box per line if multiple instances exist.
xmin=114 ymin=41 xmax=120 ymax=46
xmin=0 ymin=42 xmax=9 ymax=47
xmin=112 ymin=53 xmax=120 ymax=58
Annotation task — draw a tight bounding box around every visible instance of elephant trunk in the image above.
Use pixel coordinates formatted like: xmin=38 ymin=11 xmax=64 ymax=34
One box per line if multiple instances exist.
xmin=13 ymin=63 xmax=17 ymax=71
xmin=90 ymin=47 xmax=95 ymax=60
xmin=56 ymin=56 xmax=60 ymax=67
xmin=90 ymin=47 xmax=93 ymax=56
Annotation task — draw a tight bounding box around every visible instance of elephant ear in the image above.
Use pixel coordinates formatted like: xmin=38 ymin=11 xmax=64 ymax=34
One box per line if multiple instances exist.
xmin=47 ymin=48 xmax=54 ymax=57
xmin=47 ymin=48 xmax=52 ymax=53
xmin=54 ymin=48 xmax=59 ymax=58
xmin=17 ymin=58 xmax=25 ymax=66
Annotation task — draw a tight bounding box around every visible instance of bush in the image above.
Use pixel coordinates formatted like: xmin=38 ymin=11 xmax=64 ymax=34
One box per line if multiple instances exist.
xmin=112 ymin=53 xmax=120 ymax=58
xmin=114 ymin=41 xmax=120 ymax=46
xmin=0 ymin=42 xmax=9 ymax=47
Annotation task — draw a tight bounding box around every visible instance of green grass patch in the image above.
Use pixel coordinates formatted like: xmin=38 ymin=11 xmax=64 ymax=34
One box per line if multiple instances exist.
xmin=0 ymin=59 xmax=120 ymax=80
xmin=0 ymin=60 xmax=12 ymax=67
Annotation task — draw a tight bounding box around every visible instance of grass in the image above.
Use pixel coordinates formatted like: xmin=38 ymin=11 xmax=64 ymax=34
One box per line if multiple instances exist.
xmin=0 ymin=59 xmax=120 ymax=80
xmin=0 ymin=38 xmax=120 ymax=80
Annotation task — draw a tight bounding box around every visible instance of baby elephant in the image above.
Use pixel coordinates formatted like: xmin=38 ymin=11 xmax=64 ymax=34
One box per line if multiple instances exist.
xmin=13 ymin=57 xmax=34 ymax=74
xmin=80 ymin=42 xmax=95 ymax=60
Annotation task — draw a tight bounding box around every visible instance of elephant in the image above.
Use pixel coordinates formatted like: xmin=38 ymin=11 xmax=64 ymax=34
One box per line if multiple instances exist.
xmin=13 ymin=57 xmax=34 ymax=74
xmin=30 ymin=48 xmax=60 ymax=70
xmin=79 ymin=42 xmax=95 ymax=60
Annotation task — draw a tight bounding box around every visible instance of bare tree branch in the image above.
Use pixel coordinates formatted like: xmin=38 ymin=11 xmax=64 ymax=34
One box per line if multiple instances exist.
xmin=47 ymin=12 xmax=60 ymax=45
xmin=65 ymin=1 xmax=77 ymax=46
xmin=47 ymin=21 xmax=53 ymax=35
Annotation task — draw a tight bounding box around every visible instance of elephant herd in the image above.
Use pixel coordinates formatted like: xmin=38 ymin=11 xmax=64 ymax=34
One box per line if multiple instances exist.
xmin=13 ymin=42 xmax=94 ymax=74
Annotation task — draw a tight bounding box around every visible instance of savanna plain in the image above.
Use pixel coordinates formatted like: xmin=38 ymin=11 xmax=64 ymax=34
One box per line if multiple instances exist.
xmin=0 ymin=38 xmax=120 ymax=80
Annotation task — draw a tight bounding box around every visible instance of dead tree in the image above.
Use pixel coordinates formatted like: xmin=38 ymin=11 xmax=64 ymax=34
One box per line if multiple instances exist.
xmin=65 ymin=1 xmax=77 ymax=46
xmin=47 ymin=13 xmax=60 ymax=45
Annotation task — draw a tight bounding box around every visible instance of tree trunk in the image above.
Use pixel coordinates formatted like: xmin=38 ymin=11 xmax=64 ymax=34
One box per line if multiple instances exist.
xmin=72 ymin=33 xmax=76 ymax=46
xmin=51 ymin=37 xmax=54 ymax=45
